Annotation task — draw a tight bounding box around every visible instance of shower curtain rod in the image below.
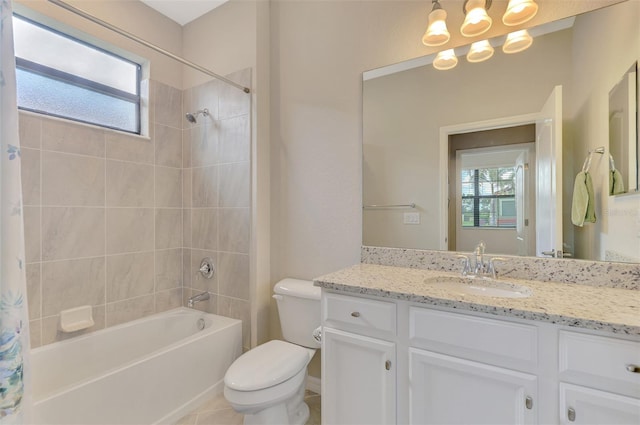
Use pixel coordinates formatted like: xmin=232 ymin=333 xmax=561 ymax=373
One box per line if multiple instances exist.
xmin=47 ymin=0 xmax=251 ymax=94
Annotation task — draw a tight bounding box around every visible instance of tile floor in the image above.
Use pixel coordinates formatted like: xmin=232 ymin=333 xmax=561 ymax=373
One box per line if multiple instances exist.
xmin=176 ymin=390 xmax=321 ymax=425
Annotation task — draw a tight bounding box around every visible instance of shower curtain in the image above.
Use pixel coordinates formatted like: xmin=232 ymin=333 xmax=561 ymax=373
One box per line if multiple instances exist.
xmin=0 ymin=0 xmax=31 ymax=423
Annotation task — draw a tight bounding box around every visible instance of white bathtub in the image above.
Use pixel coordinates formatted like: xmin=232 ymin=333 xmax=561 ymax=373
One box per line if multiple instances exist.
xmin=31 ymin=308 xmax=242 ymax=424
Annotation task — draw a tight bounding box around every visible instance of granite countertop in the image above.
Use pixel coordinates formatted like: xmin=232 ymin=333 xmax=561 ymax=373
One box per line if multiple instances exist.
xmin=314 ymin=263 xmax=640 ymax=336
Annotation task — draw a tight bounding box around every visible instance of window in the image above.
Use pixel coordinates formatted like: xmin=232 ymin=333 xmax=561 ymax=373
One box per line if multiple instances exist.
xmin=13 ymin=15 xmax=141 ymax=134
xmin=461 ymin=167 xmax=516 ymax=228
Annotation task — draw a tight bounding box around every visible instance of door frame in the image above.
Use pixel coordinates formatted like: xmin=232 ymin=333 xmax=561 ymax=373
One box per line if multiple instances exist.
xmin=439 ymin=112 xmax=540 ymax=250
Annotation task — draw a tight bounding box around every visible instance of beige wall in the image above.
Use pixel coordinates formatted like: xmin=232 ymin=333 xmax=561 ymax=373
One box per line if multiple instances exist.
xmin=567 ymin=0 xmax=640 ymax=261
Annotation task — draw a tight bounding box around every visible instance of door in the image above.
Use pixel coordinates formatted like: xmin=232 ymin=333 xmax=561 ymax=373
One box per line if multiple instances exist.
xmin=560 ymin=383 xmax=640 ymax=424
xmin=322 ymin=327 xmax=396 ymax=424
xmin=515 ymin=151 xmax=529 ymax=256
xmin=409 ymin=348 xmax=537 ymax=424
xmin=535 ymin=85 xmax=563 ymax=257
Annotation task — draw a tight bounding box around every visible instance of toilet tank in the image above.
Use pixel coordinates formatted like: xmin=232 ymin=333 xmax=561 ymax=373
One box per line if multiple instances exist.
xmin=273 ymin=278 xmax=321 ymax=349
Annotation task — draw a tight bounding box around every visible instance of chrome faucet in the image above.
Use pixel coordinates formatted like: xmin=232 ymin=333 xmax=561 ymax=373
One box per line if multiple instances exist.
xmin=473 ymin=241 xmax=486 ymax=275
xmin=456 ymin=242 xmax=507 ymax=279
xmin=187 ymin=291 xmax=210 ymax=308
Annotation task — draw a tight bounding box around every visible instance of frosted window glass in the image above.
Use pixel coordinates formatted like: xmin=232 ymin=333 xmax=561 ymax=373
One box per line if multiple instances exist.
xmin=13 ymin=16 xmax=138 ymax=94
xmin=17 ymin=69 xmax=138 ymax=133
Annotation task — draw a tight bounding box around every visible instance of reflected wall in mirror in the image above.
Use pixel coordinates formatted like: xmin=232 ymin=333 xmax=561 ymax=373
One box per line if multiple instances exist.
xmin=362 ymin=0 xmax=640 ymax=263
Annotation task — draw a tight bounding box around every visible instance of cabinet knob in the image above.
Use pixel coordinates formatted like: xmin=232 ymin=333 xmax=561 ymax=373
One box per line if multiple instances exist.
xmin=525 ymin=396 xmax=533 ymax=410
xmin=351 ymin=311 xmax=361 ymax=317
xmin=626 ymin=364 xmax=640 ymax=373
xmin=385 ymin=360 xmax=392 ymax=370
xmin=568 ymin=407 xmax=576 ymax=422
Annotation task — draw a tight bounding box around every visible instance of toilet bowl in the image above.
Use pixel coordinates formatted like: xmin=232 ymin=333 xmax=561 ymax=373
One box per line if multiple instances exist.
xmin=223 ymin=279 xmax=320 ymax=424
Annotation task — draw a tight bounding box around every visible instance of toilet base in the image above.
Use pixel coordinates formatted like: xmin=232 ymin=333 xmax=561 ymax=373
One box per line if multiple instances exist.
xmin=240 ymin=379 xmax=309 ymax=425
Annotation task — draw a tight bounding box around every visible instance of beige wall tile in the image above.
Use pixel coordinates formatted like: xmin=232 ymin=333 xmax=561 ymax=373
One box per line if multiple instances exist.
xmin=155 ymin=124 xmax=182 ymax=168
xmin=182 ymin=248 xmax=192 ymax=288
xmin=24 ymin=206 xmax=41 ymax=263
xmin=106 ymin=131 xmax=154 ymax=164
xmin=41 ymin=306 xmax=105 ymax=345
xmin=29 ymin=320 xmax=42 ymax=349
xmin=190 ymin=124 xmax=219 ymax=167
xmin=183 ymin=209 xmax=192 ymax=248
xmin=188 ymin=79 xmax=219 ymax=121
xmin=155 ymin=208 xmax=183 ymax=249
xmin=219 ymin=69 xmax=251 ymax=120
xmin=106 ymin=160 xmax=154 ymax=207
xmin=183 ymin=168 xmax=193 ymax=208
xmin=26 ymin=263 xmax=41 ymax=320
xmin=155 ymin=248 xmax=182 ymax=291
xmin=218 ymin=295 xmax=251 ymax=349
xmin=189 ymin=250 xmax=217 ymax=293
xmin=42 ymin=257 xmax=105 ymax=316
xmin=106 ymin=208 xmax=154 ymax=254
xmin=156 ymin=288 xmax=182 ymax=312
xmin=19 ymin=113 xmax=41 ymax=149
xmin=182 ymin=129 xmax=192 ymax=168
xmin=155 ymin=166 xmax=182 ymax=208
xmin=42 ymin=151 xmax=105 ymax=206
xmin=155 ymin=83 xmax=182 ymax=128
xmin=106 ymin=252 xmax=155 ymax=302
xmin=218 ymin=253 xmax=250 ymax=301
xmin=21 ymin=148 xmax=40 ymax=206
xmin=41 ymin=119 xmax=105 ymax=157
xmin=192 ymin=166 xmax=218 ymax=207
xmin=219 ymin=115 xmax=250 ymax=164
xmin=42 ymin=207 xmax=105 ymax=261
xmin=218 ymin=208 xmax=249 ymax=254
xmin=219 ymin=162 xmax=249 ymax=208
xmin=191 ymin=209 xmax=217 ymax=250
xmin=106 ymin=294 xmax=155 ymax=327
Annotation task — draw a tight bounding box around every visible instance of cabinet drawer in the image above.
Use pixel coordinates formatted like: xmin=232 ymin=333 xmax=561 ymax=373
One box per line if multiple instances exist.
xmin=559 ymin=331 xmax=640 ymax=397
xmin=410 ymin=307 xmax=538 ymax=371
xmin=322 ymin=292 xmax=396 ymax=338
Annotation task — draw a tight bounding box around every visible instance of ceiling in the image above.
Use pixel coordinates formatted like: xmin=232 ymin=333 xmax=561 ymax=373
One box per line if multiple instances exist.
xmin=140 ymin=0 xmax=228 ymax=26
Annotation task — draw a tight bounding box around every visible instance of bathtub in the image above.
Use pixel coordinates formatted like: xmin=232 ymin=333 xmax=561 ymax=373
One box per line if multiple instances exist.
xmin=31 ymin=308 xmax=242 ymax=424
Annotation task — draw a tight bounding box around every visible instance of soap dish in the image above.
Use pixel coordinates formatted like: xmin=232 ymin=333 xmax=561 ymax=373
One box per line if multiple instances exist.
xmin=59 ymin=305 xmax=95 ymax=333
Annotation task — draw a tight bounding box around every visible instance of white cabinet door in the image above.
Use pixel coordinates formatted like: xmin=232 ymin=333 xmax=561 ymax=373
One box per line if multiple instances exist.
xmin=560 ymin=383 xmax=640 ymax=424
xmin=409 ymin=348 xmax=537 ymax=425
xmin=322 ymin=327 xmax=396 ymax=425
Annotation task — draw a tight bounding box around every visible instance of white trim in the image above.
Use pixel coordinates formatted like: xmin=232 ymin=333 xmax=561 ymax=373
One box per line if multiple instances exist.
xmin=306 ymin=375 xmax=322 ymax=395
xmin=439 ymin=113 xmax=540 ymax=251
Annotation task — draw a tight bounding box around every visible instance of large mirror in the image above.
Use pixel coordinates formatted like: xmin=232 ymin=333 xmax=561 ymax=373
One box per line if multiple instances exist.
xmin=363 ymin=0 xmax=640 ymax=262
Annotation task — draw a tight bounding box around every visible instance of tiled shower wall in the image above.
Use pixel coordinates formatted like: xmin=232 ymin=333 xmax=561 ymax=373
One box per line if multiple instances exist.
xmin=182 ymin=69 xmax=252 ymax=350
xmin=22 ymin=70 xmax=252 ymax=349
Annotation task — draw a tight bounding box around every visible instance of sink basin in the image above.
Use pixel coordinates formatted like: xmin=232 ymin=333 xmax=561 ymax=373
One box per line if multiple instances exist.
xmin=423 ymin=276 xmax=532 ymax=298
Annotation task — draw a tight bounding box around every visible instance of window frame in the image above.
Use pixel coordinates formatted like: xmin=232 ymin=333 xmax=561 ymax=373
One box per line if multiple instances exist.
xmin=461 ymin=167 xmax=517 ymax=229
xmin=14 ymin=14 xmax=142 ymax=134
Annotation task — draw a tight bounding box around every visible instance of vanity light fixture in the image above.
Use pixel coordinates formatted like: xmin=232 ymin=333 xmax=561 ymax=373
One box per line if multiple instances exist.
xmin=422 ymin=0 xmax=451 ymax=46
xmin=502 ymin=29 xmax=533 ymax=54
xmin=461 ymin=0 xmax=492 ymax=37
xmin=466 ymin=39 xmax=494 ymax=62
xmin=503 ymin=0 xmax=539 ymax=26
xmin=433 ymin=49 xmax=459 ymax=70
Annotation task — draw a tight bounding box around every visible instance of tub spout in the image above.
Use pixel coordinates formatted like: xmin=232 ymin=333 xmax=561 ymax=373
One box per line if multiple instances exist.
xmin=188 ymin=292 xmax=210 ymax=308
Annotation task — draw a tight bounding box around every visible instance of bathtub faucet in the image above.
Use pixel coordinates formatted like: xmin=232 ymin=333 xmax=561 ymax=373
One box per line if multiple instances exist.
xmin=188 ymin=292 xmax=210 ymax=308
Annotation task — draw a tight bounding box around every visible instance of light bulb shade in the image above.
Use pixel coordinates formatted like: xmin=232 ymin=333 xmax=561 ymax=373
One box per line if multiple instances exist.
xmin=433 ymin=49 xmax=459 ymax=70
xmin=461 ymin=0 xmax=492 ymax=37
xmin=503 ymin=0 xmax=538 ymax=26
xmin=422 ymin=8 xmax=451 ymax=46
xmin=466 ymin=40 xmax=494 ymax=63
xmin=502 ymin=30 xmax=533 ymax=54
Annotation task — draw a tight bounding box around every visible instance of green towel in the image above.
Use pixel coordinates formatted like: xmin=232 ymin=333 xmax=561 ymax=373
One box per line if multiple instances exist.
xmin=571 ymin=171 xmax=596 ymax=226
xmin=609 ymin=169 xmax=625 ymax=195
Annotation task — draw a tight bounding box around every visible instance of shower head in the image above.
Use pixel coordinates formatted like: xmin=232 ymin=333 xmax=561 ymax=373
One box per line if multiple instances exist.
xmin=185 ymin=108 xmax=209 ymax=124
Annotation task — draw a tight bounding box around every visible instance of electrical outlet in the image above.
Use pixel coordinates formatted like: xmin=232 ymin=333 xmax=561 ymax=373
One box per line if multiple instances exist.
xmin=404 ymin=212 xmax=420 ymax=225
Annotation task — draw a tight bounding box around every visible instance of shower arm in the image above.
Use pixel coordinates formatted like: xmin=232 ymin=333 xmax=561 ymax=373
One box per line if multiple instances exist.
xmin=47 ymin=0 xmax=251 ymax=94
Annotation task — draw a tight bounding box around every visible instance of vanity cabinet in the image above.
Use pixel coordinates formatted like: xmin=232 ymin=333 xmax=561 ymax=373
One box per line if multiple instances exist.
xmin=558 ymin=331 xmax=640 ymax=424
xmin=321 ymin=293 xmax=397 ymax=424
xmin=321 ymin=290 xmax=640 ymax=425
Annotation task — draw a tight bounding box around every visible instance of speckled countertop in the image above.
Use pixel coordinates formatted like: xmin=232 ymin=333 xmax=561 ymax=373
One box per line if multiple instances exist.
xmin=314 ymin=263 xmax=640 ymax=336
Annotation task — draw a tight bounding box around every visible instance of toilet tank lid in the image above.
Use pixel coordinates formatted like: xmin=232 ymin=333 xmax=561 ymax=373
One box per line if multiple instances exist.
xmin=273 ymin=278 xmax=320 ymax=300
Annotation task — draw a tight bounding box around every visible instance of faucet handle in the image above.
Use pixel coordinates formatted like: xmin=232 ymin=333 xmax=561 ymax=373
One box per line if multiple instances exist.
xmin=455 ymin=254 xmax=472 ymax=276
xmin=488 ymin=257 xmax=507 ymax=279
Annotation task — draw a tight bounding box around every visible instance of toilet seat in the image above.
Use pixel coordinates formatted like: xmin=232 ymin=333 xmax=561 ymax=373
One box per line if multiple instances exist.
xmin=224 ymin=340 xmax=310 ymax=392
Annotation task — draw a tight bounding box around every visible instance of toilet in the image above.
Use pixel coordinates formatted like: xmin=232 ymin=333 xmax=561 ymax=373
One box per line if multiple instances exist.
xmin=223 ymin=278 xmax=321 ymax=425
